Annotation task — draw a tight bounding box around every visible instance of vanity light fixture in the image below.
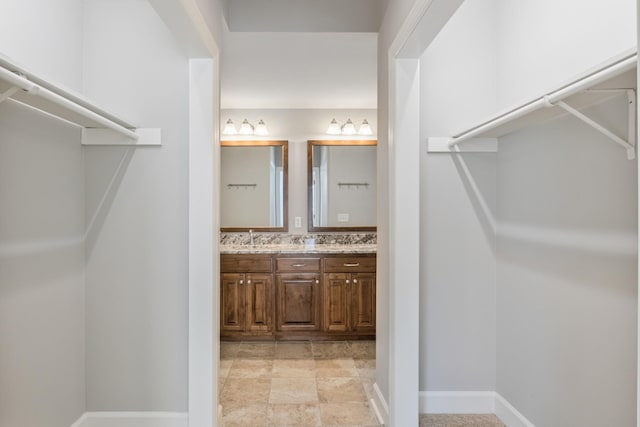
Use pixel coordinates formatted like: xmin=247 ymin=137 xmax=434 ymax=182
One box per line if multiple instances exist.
xmin=326 ymin=118 xmax=341 ymax=135
xmin=222 ymin=119 xmax=238 ymax=135
xmin=254 ymin=119 xmax=269 ymax=136
xmin=222 ymin=118 xmax=270 ymax=136
xmin=238 ymin=118 xmax=254 ymax=136
xmin=326 ymin=118 xmax=374 ymax=136
xmin=357 ymin=119 xmax=373 ymax=136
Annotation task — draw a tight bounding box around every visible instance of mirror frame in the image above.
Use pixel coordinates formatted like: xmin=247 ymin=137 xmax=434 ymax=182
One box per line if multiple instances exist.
xmin=307 ymin=139 xmax=377 ymax=232
xmin=220 ymin=140 xmax=289 ymax=232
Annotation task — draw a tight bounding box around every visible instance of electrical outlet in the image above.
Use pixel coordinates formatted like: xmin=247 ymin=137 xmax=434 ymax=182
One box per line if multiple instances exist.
xmin=337 ymin=213 xmax=349 ymax=222
xmin=295 ymin=216 xmax=302 ymax=228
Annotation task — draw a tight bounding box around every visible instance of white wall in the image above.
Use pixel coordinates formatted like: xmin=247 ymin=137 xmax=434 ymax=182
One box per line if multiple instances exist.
xmin=0 ymin=1 xmax=86 ymax=426
xmin=0 ymin=0 xmax=84 ymax=92
xmin=221 ymin=32 xmax=377 ymax=109
xmin=221 ymin=108 xmax=377 ymax=234
xmin=417 ymin=0 xmax=637 ymax=424
xmin=83 ymin=0 xmax=190 ymax=411
xmin=419 ymin=0 xmax=498 ymax=393
xmin=0 ymin=103 xmax=86 ymax=427
xmin=497 ymin=0 xmax=636 ymax=109
xmin=497 ymin=96 xmax=637 ymax=426
xmin=493 ymin=0 xmax=638 ymax=425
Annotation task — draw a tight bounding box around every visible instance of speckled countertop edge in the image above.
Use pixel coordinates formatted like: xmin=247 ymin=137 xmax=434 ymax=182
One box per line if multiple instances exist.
xmin=219 ymin=244 xmax=377 ymax=254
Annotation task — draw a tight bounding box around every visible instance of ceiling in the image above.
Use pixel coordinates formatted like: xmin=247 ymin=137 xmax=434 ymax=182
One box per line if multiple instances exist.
xmin=220 ymin=0 xmax=382 ymax=109
xmin=223 ymin=0 xmax=388 ymax=33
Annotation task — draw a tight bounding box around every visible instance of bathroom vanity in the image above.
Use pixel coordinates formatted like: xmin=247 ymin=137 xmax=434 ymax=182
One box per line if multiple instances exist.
xmin=220 ymin=250 xmax=376 ymax=341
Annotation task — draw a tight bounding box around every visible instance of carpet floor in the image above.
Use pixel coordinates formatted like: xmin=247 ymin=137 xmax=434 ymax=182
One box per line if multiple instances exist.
xmin=419 ymin=414 xmax=506 ymax=427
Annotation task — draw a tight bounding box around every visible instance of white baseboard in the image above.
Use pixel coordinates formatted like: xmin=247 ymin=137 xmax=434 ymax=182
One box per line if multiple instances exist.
xmin=420 ymin=391 xmax=496 ymax=414
xmin=495 ymin=394 xmax=536 ymax=427
xmin=70 ymin=413 xmax=88 ymax=427
xmin=419 ymin=391 xmax=535 ymax=427
xmin=70 ymin=412 xmax=188 ymax=427
xmin=370 ymin=382 xmax=389 ymax=426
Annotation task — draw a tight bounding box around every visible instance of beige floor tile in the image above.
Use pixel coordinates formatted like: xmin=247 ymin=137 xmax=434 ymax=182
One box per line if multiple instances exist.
xmin=220 ymin=342 xmax=241 ymax=359
xmin=221 ymin=378 xmax=270 ymax=412
xmin=270 ymin=377 xmax=319 ymax=404
xmin=273 ymin=359 xmax=316 ymax=378
xmin=222 ymin=403 xmax=267 ymax=427
xmin=228 ymin=358 xmax=273 ymax=378
xmin=354 ymin=359 xmax=376 ymax=379
xmin=315 ymin=359 xmax=358 ymax=377
xmin=267 ymin=403 xmax=322 ymax=427
xmin=219 ymin=359 xmax=233 ymax=379
xmin=317 ymin=377 xmax=367 ymax=403
xmin=311 ymin=341 xmax=351 ymax=359
xmin=275 ymin=341 xmax=314 ymax=359
xmin=319 ymin=402 xmax=378 ymax=426
xmin=237 ymin=341 xmax=276 ymax=359
xmin=347 ymin=341 xmax=376 ymax=360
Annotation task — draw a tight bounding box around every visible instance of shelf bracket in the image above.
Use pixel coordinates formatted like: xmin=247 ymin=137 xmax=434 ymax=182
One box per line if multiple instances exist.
xmin=545 ymin=90 xmax=636 ymax=160
xmin=0 ymin=85 xmax=18 ymax=104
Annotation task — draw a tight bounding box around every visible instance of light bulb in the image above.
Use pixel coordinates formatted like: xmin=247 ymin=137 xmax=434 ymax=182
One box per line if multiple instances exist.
xmin=238 ymin=119 xmax=254 ymax=135
xmin=341 ymin=118 xmax=356 ymax=136
xmin=254 ymin=119 xmax=269 ymax=136
xmin=358 ymin=119 xmax=373 ymax=136
xmin=326 ymin=118 xmax=341 ymax=135
xmin=222 ymin=119 xmax=238 ymax=135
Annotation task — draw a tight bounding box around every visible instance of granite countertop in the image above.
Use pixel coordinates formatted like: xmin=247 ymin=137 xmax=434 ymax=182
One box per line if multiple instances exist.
xmin=219 ymin=243 xmax=377 ymax=254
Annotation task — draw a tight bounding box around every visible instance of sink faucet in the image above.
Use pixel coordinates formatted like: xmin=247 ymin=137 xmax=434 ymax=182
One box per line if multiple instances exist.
xmin=249 ymin=229 xmax=254 ymax=246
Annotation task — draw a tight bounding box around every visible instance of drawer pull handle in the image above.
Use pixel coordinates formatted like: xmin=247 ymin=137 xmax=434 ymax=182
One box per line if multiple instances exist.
xmin=292 ymin=263 xmax=306 ymax=267
xmin=343 ymin=263 xmax=360 ymax=267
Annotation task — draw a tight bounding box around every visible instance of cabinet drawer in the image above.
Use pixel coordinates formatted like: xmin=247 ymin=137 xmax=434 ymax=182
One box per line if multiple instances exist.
xmin=276 ymin=257 xmax=321 ymax=272
xmin=324 ymin=256 xmax=376 ymax=273
xmin=221 ymin=254 xmax=273 ymax=273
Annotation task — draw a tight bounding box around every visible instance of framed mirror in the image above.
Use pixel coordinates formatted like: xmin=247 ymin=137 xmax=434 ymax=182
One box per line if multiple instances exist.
xmin=307 ymin=140 xmax=377 ymax=232
xmin=221 ymin=140 xmax=288 ymax=232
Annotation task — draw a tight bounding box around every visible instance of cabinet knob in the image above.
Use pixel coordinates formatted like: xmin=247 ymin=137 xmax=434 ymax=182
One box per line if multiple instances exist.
xmin=346 ymin=280 xmax=350 ymax=284
xmin=247 ymin=280 xmax=251 ymax=284
xmin=240 ymin=280 xmax=244 ymax=284
xmin=315 ymin=279 xmax=319 ymax=284
xmin=353 ymin=279 xmax=358 ymax=283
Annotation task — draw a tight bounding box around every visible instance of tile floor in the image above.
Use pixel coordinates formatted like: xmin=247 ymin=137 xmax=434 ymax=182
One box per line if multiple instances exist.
xmin=219 ymin=340 xmax=380 ymax=427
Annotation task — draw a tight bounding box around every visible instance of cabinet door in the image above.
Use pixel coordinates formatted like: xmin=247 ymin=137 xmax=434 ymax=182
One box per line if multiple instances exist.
xmin=323 ymin=273 xmax=350 ymax=332
xmin=245 ymin=274 xmax=273 ymax=334
xmin=351 ymin=273 xmax=376 ymax=332
xmin=276 ymin=274 xmax=320 ymax=332
xmin=221 ymin=273 xmax=245 ymax=333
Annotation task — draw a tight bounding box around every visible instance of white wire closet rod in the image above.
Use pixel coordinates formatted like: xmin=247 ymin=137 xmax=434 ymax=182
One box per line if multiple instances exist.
xmin=448 ymin=53 xmax=637 ymax=158
xmin=0 ymin=65 xmax=139 ymax=140
xmin=0 ymin=55 xmax=161 ymax=145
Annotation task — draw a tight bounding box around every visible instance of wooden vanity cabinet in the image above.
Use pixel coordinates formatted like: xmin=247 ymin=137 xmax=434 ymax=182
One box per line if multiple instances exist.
xmin=220 ymin=254 xmax=274 ymax=339
xmin=323 ymin=256 xmax=376 ymax=337
xmin=220 ymin=253 xmax=375 ymax=340
xmin=275 ymin=257 xmax=321 ymax=335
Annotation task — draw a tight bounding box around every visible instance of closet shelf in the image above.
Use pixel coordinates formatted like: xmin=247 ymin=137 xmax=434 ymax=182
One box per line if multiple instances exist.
xmin=428 ymin=51 xmax=637 ymax=159
xmin=0 ymin=53 xmax=161 ymax=146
